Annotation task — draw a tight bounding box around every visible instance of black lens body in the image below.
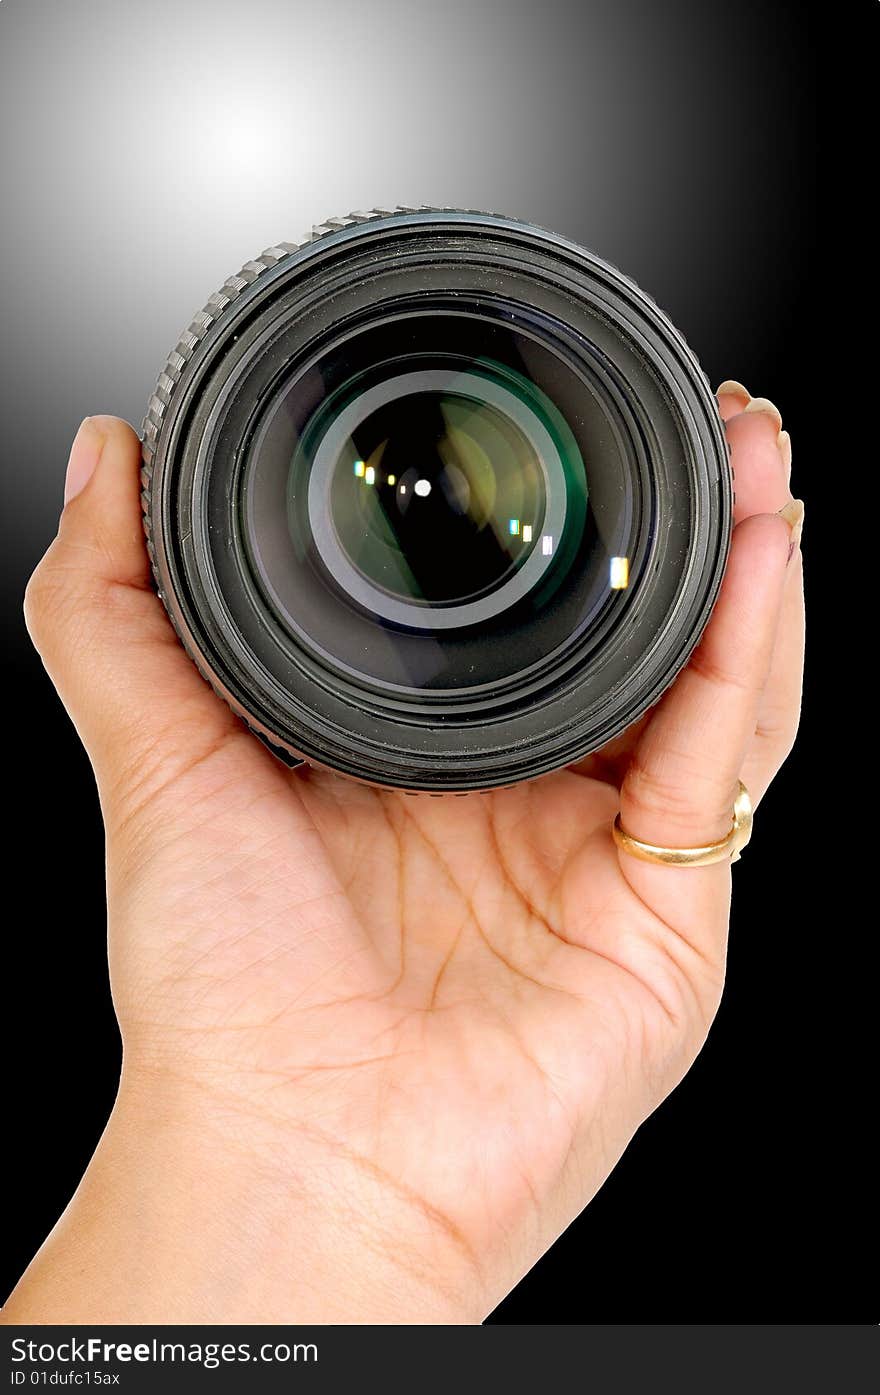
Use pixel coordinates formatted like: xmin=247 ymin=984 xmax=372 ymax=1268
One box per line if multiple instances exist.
xmin=142 ymin=208 xmax=731 ymax=792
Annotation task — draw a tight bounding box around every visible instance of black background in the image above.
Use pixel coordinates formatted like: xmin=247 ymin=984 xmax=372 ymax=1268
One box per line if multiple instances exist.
xmin=1 ymin=0 xmax=872 ymax=1322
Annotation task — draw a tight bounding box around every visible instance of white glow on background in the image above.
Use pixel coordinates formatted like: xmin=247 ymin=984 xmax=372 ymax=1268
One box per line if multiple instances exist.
xmin=204 ymin=102 xmax=290 ymax=173
xmin=0 ymin=0 xmax=781 ymax=560
xmin=414 ymin=479 xmax=431 ymax=497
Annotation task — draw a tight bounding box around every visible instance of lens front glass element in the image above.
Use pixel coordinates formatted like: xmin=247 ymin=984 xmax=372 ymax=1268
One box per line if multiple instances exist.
xmin=301 ymin=363 xmax=583 ymax=629
xmin=241 ymin=307 xmax=643 ymax=693
xmin=327 ymin=379 xmax=547 ymax=607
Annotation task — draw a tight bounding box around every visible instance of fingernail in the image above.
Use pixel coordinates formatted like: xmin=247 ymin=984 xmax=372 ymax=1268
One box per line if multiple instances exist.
xmin=777 ymin=429 xmax=792 ymax=482
xmin=715 ymin=379 xmax=750 ymax=404
xmin=778 ymin=498 xmax=804 ymax=561
xmin=742 ymin=396 xmax=783 ymax=432
xmin=64 ymin=418 xmax=106 ymax=506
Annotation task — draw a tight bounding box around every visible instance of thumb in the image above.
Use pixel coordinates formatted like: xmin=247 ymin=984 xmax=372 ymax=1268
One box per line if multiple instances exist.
xmin=24 ymin=416 xmax=238 ymax=796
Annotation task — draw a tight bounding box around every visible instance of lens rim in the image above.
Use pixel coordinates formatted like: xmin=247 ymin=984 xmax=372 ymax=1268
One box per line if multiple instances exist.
xmin=143 ymin=209 xmax=731 ymax=791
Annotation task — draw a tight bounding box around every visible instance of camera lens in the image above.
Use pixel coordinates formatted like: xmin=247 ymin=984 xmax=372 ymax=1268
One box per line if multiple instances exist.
xmin=142 ymin=208 xmax=730 ymax=791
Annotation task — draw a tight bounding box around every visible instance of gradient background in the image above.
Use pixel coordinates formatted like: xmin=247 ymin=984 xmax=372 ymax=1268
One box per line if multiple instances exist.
xmin=0 ymin=0 xmax=869 ymax=1320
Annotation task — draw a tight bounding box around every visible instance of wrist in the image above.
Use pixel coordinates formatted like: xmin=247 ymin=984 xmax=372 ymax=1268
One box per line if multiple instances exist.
xmin=3 ymin=1066 xmax=486 ymax=1325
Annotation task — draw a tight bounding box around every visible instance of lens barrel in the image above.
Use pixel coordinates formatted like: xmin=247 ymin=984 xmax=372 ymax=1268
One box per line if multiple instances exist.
xmin=142 ymin=207 xmax=731 ymax=792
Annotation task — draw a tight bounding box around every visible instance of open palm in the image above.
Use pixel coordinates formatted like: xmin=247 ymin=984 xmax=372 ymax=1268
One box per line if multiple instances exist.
xmin=13 ymin=382 xmax=803 ymax=1322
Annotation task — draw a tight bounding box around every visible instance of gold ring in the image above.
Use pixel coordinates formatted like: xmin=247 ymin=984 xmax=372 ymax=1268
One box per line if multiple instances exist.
xmin=612 ymin=780 xmax=753 ymax=867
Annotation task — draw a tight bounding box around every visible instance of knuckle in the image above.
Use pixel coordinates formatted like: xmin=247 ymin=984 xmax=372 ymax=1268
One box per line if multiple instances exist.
xmin=23 ymin=551 xmax=62 ymax=644
xmin=23 ymin=542 xmax=101 ymax=654
xmin=688 ymin=644 xmax=760 ymax=697
xmin=625 ymin=751 xmax=692 ymax=820
xmin=624 ymin=747 xmax=737 ymax=842
xmin=755 ymin=713 xmax=800 ymax=773
xmin=626 ymin=745 xmax=705 ymax=818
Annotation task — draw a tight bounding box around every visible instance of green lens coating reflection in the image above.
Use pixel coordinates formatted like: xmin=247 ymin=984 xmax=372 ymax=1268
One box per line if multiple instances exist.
xmin=295 ymin=360 xmax=588 ymax=627
xmin=338 ymin=389 xmax=546 ymax=602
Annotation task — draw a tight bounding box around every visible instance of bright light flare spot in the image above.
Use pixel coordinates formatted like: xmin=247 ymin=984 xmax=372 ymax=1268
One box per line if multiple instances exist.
xmin=522 ymin=524 xmax=533 ymax=543
xmin=509 ymin=518 xmax=520 ymax=536
xmin=353 ymin=460 xmax=365 ymax=478
xmin=542 ymin=534 xmax=554 ymax=555
xmin=364 ymin=465 xmax=376 ymax=486
xmin=400 ymin=484 xmax=407 ymax=494
xmin=610 ymin=556 xmax=630 ymax=589
xmin=414 ymin=478 xmax=432 ymax=497
xmin=387 ymin=474 xmax=396 ymax=486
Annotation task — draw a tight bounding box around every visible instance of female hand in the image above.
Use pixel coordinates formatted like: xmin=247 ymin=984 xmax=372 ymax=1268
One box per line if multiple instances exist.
xmin=4 ymin=381 xmax=803 ymax=1324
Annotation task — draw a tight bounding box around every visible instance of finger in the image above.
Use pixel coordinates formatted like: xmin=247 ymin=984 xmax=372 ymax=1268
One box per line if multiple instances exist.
xmin=717 ymin=381 xmax=792 ymax=506
xmin=24 ymin=417 xmax=244 ymax=796
xmin=742 ymin=542 xmax=804 ymax=804
xmin=619 ymin=509 xmax=793 ymax=854
xmin=715 ymin=379 xmax=750 ymax=421
xmin=612 ymin=511 xmax=795 ymax=964
xmin=717 ymin=386 xmax=805 ymax=796
xmin=725 ymin=400 xmax=790 ymax=521
xmin=569 ymin=380 xmax=794 ymax=787
xmin=717 ymin=381 xmax=791 ymax=488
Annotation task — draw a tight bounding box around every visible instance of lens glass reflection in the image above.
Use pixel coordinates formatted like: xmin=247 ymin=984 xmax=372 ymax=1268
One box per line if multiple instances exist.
xmin=241 ymin=308 xmax=641 ymax=692
xmin=297 ymin=361 xmax=582 ymax=630
xmin=334 ymin=387 xmax=545 ymax=605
